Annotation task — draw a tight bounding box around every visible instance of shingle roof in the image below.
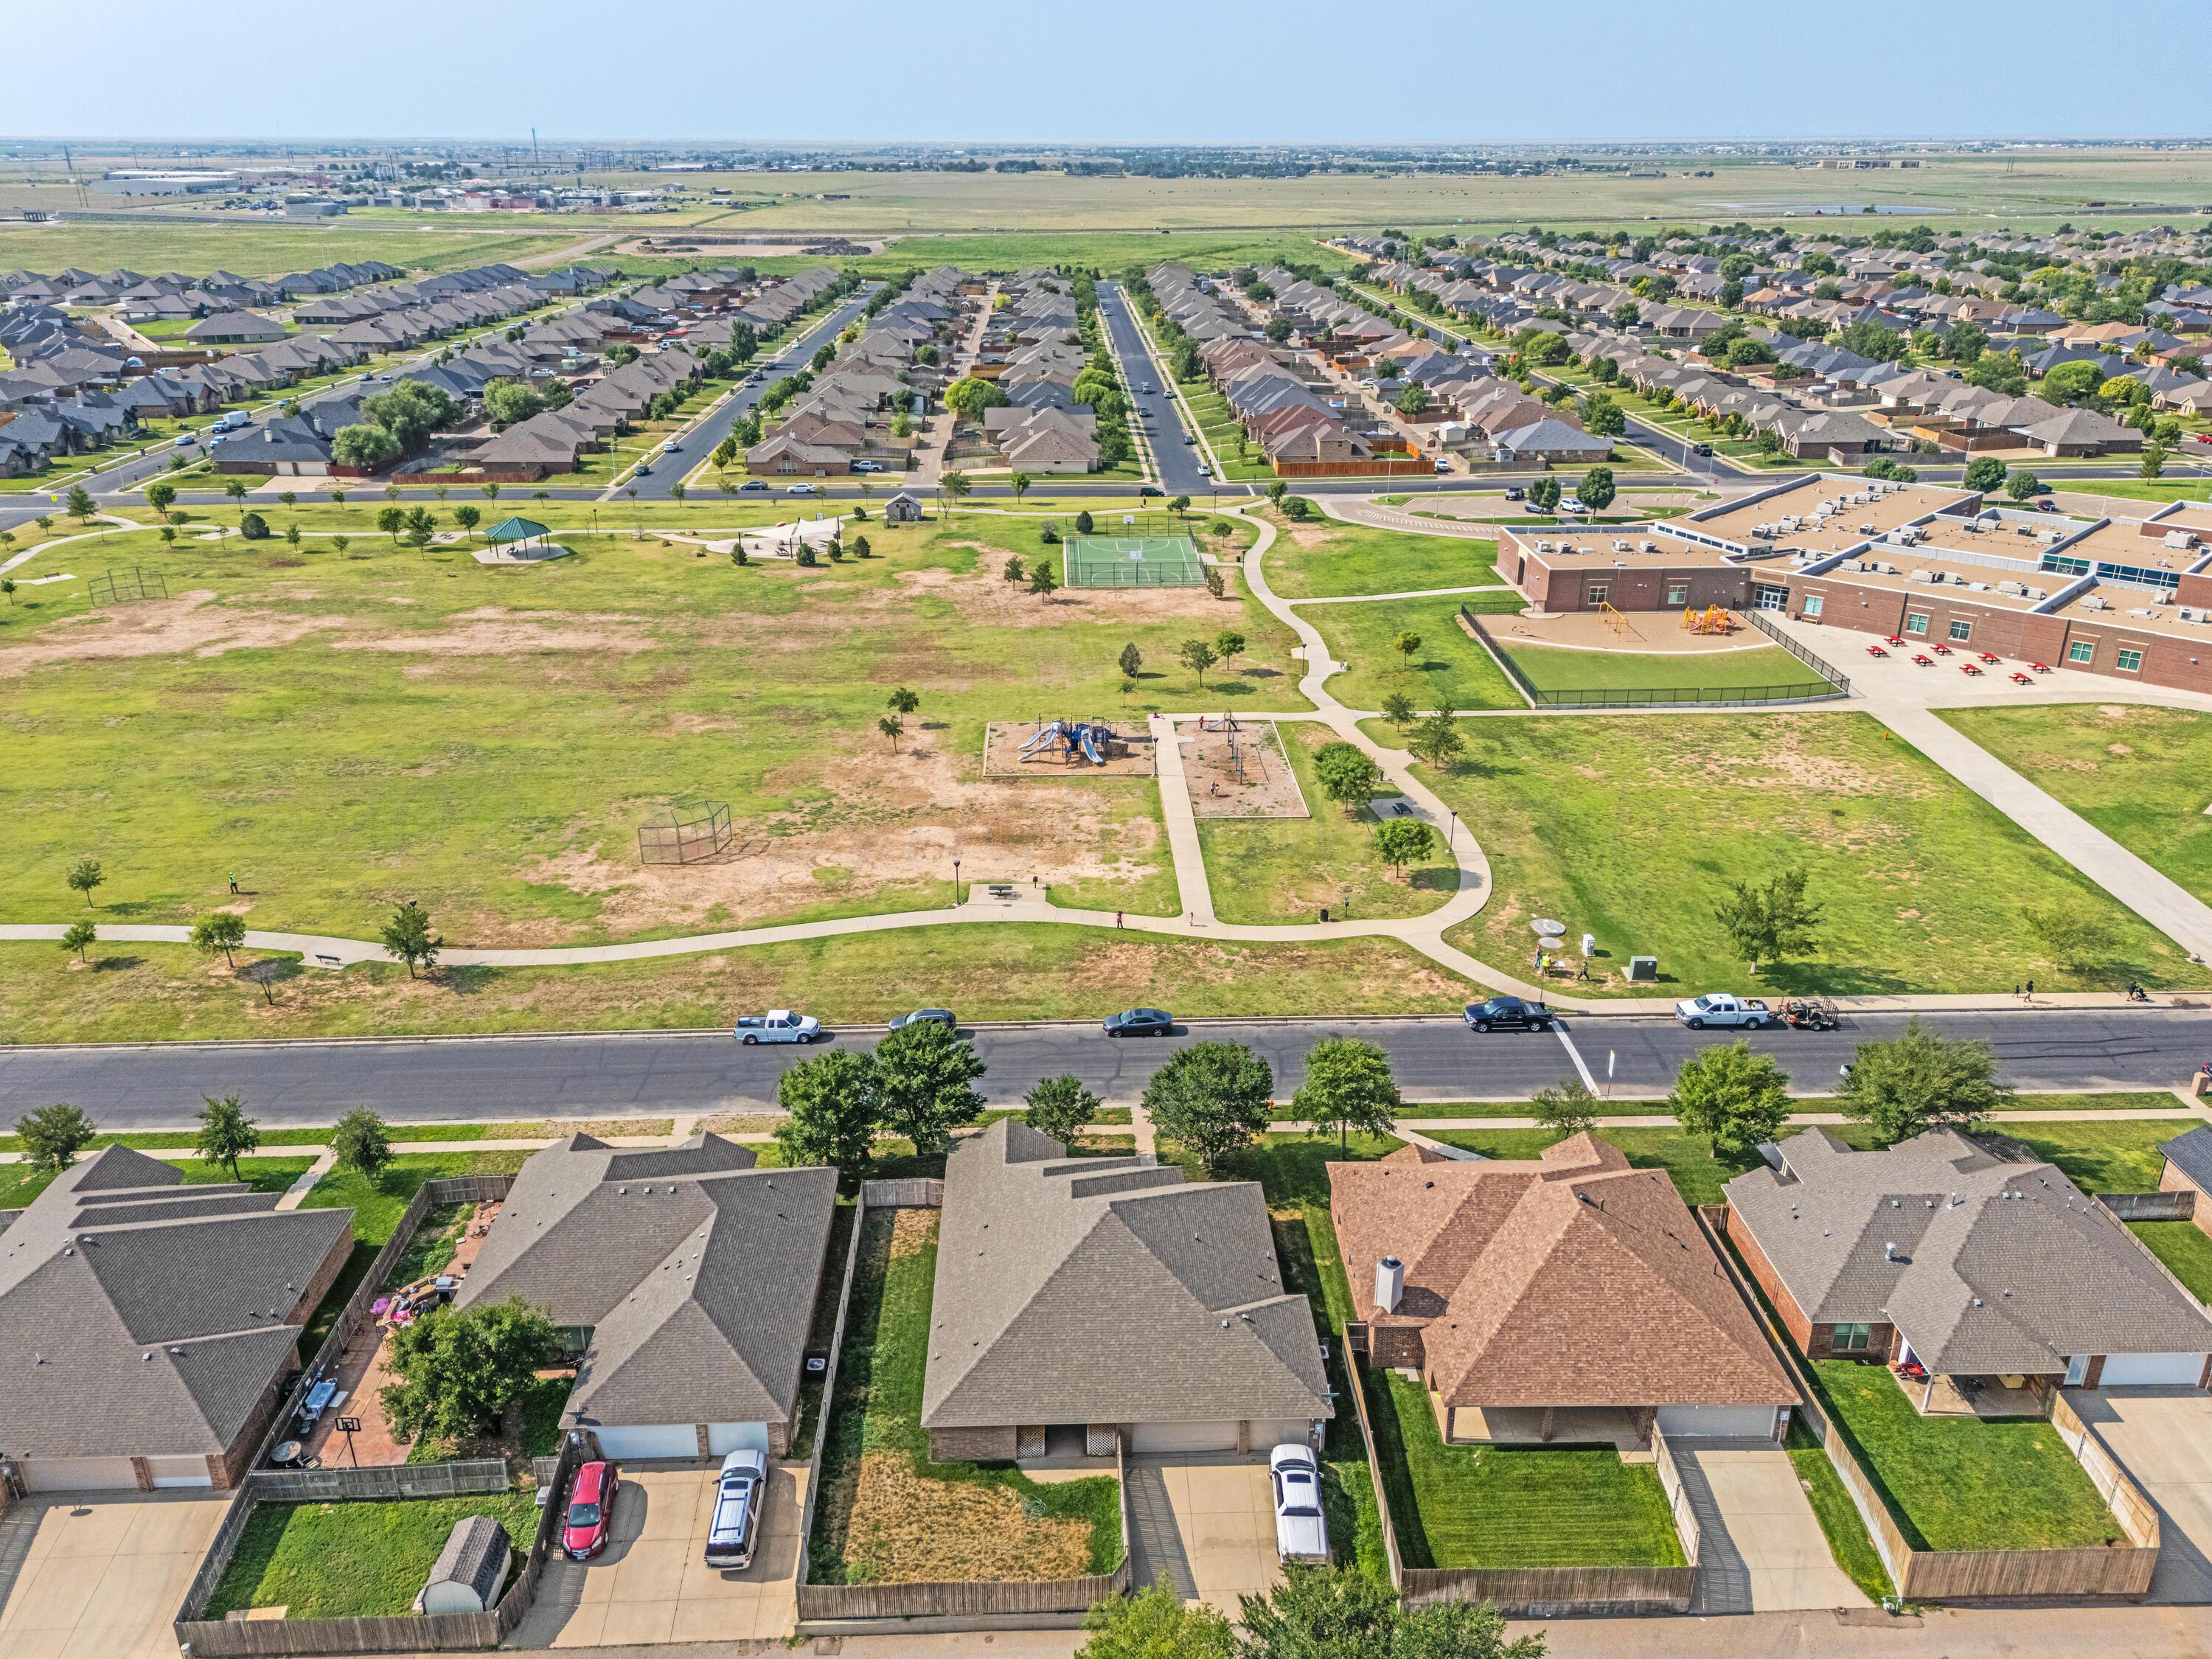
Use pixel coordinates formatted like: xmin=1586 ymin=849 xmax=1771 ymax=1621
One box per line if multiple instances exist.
xmin=921 ymin=1119 xmax=1332 ymax=1432
xmin=2162 ymin=1127 xmax=2212 ymax=1197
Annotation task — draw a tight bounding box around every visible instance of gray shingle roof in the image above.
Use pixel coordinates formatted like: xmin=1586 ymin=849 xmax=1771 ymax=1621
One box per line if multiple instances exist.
xmin=921 ymin=1120 xmax=1333 ymax=1432
xmin=2162 ymin=1126 xmax=2212 ymax=1196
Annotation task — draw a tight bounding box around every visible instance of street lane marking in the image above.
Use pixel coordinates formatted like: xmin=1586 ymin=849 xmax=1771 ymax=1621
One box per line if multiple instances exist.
xmin=1554 ymin=1023 xmax=1599 ymax=1092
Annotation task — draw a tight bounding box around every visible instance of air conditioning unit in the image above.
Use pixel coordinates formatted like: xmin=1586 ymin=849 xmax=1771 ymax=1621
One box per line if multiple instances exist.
xmin=2180 ymin=606 xmax=2207 ymax=623
xmin=1535 ymin=539 xmax=1553 ymax=553
xmin=1907 ymin=568 xmax=1934 ymax=582
xmin=2128 ymin=606 xmax=2161 ymax=618
xmin=2026 ymin=586 xmax=2048 ymax=600
xmin=2043 ymin=528 xmax=2064 ymax=543
xmin=1968 ymin=581 xmax=1991 ymax=591
xmin=1860 ymin=522 xmax=1877 ymax=535
xmin=1613 ymin=538 xmax=1631 ymax=552
xmin=2164 ymin=529 xmax=2194 ymax=549
xmin=1639 ymin=539 xmax=1657 ymax=552
xmin=1996 ymin=580 xmax=2024 ymax=596
xmin=2081 ymin=594 xmax=2110 ymax=611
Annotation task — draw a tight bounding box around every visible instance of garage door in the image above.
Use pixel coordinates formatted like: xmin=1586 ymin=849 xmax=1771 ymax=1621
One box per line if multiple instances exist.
xmin=2098 ymin=1352 xmax=2208 ymax=1388
xmin=147 ymin=1457 xmax=213 ymax=1489
xmin=1656 ymin=1404 xmax=1783 ymax=1440
xmin=1247 ymin=1419 xmax=1317 ymax=1453
xmin=21 ymin=1457 xmax=139 ymax=1492
xmin=591 ymin=1423 xmax=700 ymax=1460
xmin=706 ymin=1422 xmax=769 ymax=1455
xmin=1130 ymin=1421 xmax=1239 ymax=1455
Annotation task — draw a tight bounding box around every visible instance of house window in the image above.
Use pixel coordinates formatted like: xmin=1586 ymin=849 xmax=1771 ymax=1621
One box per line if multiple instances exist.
xmin=1948 ymin=618 xmax=1973 ymax=642
xmin=1904 ymin=613 xmax=1930 ymax=636
xmin=2067 ymin=639 xmax=2096 ymax=665
xmin=2117 ymin=647 xmax=2144 ymax=673
xmin=1586 ymin=582 xmax=1609 ymax=606
xmin=1831 ymin=1322 xmax=1875 ymax=1354
xmin=1666 ymin=582 xmax=1689 ymax=606
xmin=1802 ymin=594 xmax=1824 ymax=617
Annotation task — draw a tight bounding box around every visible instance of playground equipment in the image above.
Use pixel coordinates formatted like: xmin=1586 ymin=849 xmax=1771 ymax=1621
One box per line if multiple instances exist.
xmin=1599 ymin=600 xmax=1630 ymax=639
xmin=1019 ymin=718 xmax=1114 ymax=766
xmin=1681 ymin=605 xmax=1738 ymax=636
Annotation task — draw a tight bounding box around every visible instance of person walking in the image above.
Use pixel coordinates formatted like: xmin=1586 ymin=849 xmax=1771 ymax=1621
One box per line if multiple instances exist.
xmin=2025 ymin=978 xmax=2035 ymax=1001
xmin=228 ymin=872 xmax=240 ymax=894
xmin=1114 ymin=910 xmax=1124 ymax=930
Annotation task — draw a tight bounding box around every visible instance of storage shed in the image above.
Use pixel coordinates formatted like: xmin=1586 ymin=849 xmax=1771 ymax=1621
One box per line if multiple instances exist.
xmin=417 ymin=1514 xmax=511 ymax=1615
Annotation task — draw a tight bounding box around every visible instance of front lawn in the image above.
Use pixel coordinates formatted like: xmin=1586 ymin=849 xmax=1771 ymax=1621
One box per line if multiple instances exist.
xmin=807 ymin=1207 xmax=1123 ymax=1585
xmin=204 ymin=1490 xmax=540 ymax=1619
xmin=1809 ymin=1360 xmax=2121 ymax=1552
xmin=1980 ymin=1120 xmax=2181 ymax=1194
xmin=0 ymin=1154 xmax=313 ymax=1214
xmin=1423 ymin=711 xmax=2200 ymax=997
xmin=1498 ymin=642 xmax=1834 ymax=700
xmin=1310 ymin=596 xmax=1527 ymax=713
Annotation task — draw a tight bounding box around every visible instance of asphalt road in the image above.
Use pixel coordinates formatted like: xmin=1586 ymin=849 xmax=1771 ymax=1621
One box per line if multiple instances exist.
xmin=7 ymin=1008 xmax=2205 ymax=1130
xmin=1096 ymin=281 xmax=1210 ymax=496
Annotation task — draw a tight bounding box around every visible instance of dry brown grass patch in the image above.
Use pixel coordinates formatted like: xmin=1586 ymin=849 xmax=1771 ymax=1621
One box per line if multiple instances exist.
xmin=841 ymin=1453 xmax=1094 ymax=1584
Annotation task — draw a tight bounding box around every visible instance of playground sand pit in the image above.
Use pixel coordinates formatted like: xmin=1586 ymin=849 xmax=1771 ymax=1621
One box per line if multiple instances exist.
xmin=1177 ymin=718 xmax=1309 ymax=818
xmin=1483 ymin=608 xmax=1765 ymax=653
xmin=984 ymin=720 xmax=1156 ymax=777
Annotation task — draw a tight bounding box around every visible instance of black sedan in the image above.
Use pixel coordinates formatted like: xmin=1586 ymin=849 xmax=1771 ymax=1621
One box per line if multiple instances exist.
xmin=888 ymin=1008 xmax=956 ymax=1032
xmin=1104 ymin=1007 xmax=1173 ymax=1037
xmin=1462 ymin=997 xmax=1554 ymax=1033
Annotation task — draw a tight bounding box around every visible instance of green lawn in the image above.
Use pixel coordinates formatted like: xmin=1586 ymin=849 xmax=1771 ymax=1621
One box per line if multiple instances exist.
xmin=0 ymin=1119 xmax=675 ymax=1152
xmin=1310 ymin=596 xmax=1527 ymax=713
xmin=0 ymin=1154 xmax=312 ymax=1214
xmin=1983 ymin=1120 xmax=2183 ymax=1194
xmin=204 ymin=1490 xmax=540 ymax=1619
xmin=1939 ymin=704 xmax=2212 ymax=905
xmin=1197 ymin=720 xmax=1457 ymax=925
xmin=2130 ymin=1221 xmax=2212 ymax=1304
xmin=1421 ymin=711 xmax=2202 ymax=997
xmin=1808 ymin=1360 xmax=2121 ymax=1552
xmin=1785 ymin=1418 xmax=1896 ymax=1604
xmin=808 ymin=1208 xmax=1123 ymax=1585
xmin=1263 ymin=512 xmax=1500 ymax=602
xmin=1425 ymin=1125 xmax=1867 ymax=1208
xmin=1498 ymin=641 xmax=1834 ymax=699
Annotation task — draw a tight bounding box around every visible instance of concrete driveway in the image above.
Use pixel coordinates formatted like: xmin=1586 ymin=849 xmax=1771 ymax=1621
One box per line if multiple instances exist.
xmin=1671 ymin=1439 xmax=1871 ymax=1613
xmin=512 ymin=1462 xmax=807 ymax=1647
xmin=0 ymin=1492 xmax=229 ymax=1659
xmin=2072 ymin=1388 xmax=2212 ymax=1604
xmin=1126 ymin=1454 xmax=1281 ymax=1615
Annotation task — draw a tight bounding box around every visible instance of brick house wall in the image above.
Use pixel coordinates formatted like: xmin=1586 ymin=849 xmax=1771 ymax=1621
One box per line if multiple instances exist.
xmin=2160 ymin=1160 xmax=2212 ymax=1238
xmin=1507 ymin=543 xmax=1751 ymax=613
xmin=1787 ymin=573 xmax=2070 ymax=663
xmin=2056 ymin=619 xmax=2212 ymax=698
xmin=928 ymin=1425 xmax=1018 ymax=1461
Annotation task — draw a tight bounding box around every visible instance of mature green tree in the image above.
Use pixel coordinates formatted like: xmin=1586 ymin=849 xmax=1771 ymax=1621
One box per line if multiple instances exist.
xmin=872 ymin=1019 xmax=987 ymax=1155
xmin=1213 ymin=630 xmax=1246 ymax=673
xmin=380 ymin=900 xmax=440 ymax=978
xmin=145 ymin=480 xmax=177 ymax=516
xmin=1409 ymin=713 xmax=1464 ymax=772
xmin=333 ymin=422 xmax=403 ymax=473
xmin=238 ymin=510 xmax=270 ymax=541
xmin=1528 ymin=475 xmax=1562 ymax=512
xmin=1531 ymin=1076 xmax=1601 ymax=1138
xmin=66 ymin=855 xmax=104 ymax=907
xmin=453 ymin=504 xmax=481 ymax=542
xmin=1394 ymin=380 xmax=1433 ymax=417
xmin=195 ymin=1093 xmax=262 ymax=1179
xmin=1577 ymin=465 xmax=1616 ymax=512
xmin=2006 ymin=470 xmax=2046 ymax=502
xmin=1179 ymin=638 xmax=1218 ymax=686
xmin=65 ymin=483 xmax=95 ymax=520
xmin=2043 ymin=360 xmax=2106 ymax=406
xmin=774 ymin=1049 xmax=880 ymax=1173
xmin=60 ymin=919 xmax=97 ymax=963
xmin=1372 ymin=816 xmax=1435 ymax=875
xmin=1025 ymin=1074 xmax=1102 ymax=1145
xmin=189 ymin=911 xmax=247 ymax=967
xmin=1144 ymin=1041 xmax=1274 ymax=1175
xmin=1238 ymin=1563 xmax=1548 ymax=1659
xmin=17 ymin=1105 xmax=99 ymax=1175
xmin=1670 ymin=1042 xmax=1792 ymax=1158
xmin=1312 ymin=742 xmax=1382 ymax=813
xmin=1076 ymin=1585 xmax=1235 ymax=1659
xmin=377 ymin=504 xmax=406 ymax=540
xmin=1581 ymin=392 xmax=1626 ymax=437
xmin=1294 ymin=1037 xmax=1399 ymax=1154
xmin=1962 ymin=455 xmax=2009 ymax=494
xmin=1611 ymin=300 xmax=1644 ymax=330
xmin=1837 ymin=1020 xmax=2013 ymax=1143
xmin=381 ymin=1298 xmax=563 ymax=1447
xmin=1713 ymin=865 xmax=1823 ymax=976
xmin=332 ymin=1106 xmax=393 ymax=1179
xmin=943 ymin=376 xmax=1008 ymax=417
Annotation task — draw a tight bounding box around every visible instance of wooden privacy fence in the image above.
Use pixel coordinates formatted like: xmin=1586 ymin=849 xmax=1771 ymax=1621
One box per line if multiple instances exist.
xmin=243 ymin=1460 xmax=508 ymax=1503
xmin=2098 ymin=1190 xmax=2196 ymax=1222
xmin=1698 ymin=1205 xmax=2159 ymax=1603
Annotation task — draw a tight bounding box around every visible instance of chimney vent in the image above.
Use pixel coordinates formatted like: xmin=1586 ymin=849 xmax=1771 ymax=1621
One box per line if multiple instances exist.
xmin=1375 ymin=1255 xmax=1405 ymax=1315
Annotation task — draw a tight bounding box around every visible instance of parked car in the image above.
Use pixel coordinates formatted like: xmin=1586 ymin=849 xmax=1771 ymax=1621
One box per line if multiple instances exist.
xmin=1434 ymin=459 xmax=1452 ymax=473
xmin=1675 ymin=993 xmax=1773 ymax=1030
xmin=787 ymin=482 xmax=817 ymax=495
xmin=1557 ymin=497 xmax=1587 ymax=515
xmin=888 ymin=1008 xmax=956 ymax=1031
xmin=1503 ymin=485 xmax=1526 ymax=501
xmin=562 ymin=1461 xmax=618 ymax=1560
xmin=1692 ymin=442 xmax=1715 ymax=457
xmin=734 ymin=1010 xmax=822 ymax=1044
xmin=174 ymin=434 xmax=196 ymax=448
xmin=1137 ymin=485 xmax=1164 ymax=498
xmin=1104 ymin=1007 xmax=1172 ymax=1037
xmin=1462 ymin=996 xmax=1554 ymax=1033
xmin=703 ymin=1449 xmax=767 ymax=1570
xmin=1269 ymin=1444 xmax=1329 ymax=1562
xmin=2195 ymin=433 xmax=2212 ymax=447
xmin=739 ymin=479 xmax=769 ymax=493
xmin=852 ymin=458 xmax=880 ymax=473
xmin=2035 ymin=497 xmax=2058 ymax=512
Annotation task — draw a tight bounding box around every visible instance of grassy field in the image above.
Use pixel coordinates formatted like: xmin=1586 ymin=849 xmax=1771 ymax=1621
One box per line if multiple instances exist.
xmin=1983 ymin=1119 xmax=2183 ymax=1194
xmin=205 ymin=1490 xmax=540 ymax=1619
xmin=0 ymin=1118 xmax=676 ymax=1152
xmin=1197 ymin=720 xmax=1457 ymax=925
xmin=1417 ymin=711 xmax=2202 ymax=997
xmin=1939 ymin=703 xmax=2212 ymax=905
xmin=1498 ymin=641 xmax=1834 ymax=698
xmin=1264 ymin=512 xmax=1500 ymax=602
xmin=808 ymin=1208 xmax=1122 ymax=1585
xmin=1311 ymin=595 xmax=1528 ymax=713
xmin=2130 ymin=1220 xmax=2212 ymax=1304
xmin=0 ymin=224 xmax=579 ymax=279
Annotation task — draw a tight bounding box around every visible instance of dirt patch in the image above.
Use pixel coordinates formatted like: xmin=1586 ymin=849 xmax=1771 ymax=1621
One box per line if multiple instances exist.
xmin=0 ymin=591 xmax=348 ymax=678
xmin=887 ymin=1206 xmax=933 ymax=1261
xmin=332 ymin=605 xmax=655 ymax=656
xmin=1178 ymin=717 xmax=1309 ymax=818
xmin=698 ymin=1114 xmax=777 ymax=1136
xmin=984 ymin=720 xmax=1156 ymax=777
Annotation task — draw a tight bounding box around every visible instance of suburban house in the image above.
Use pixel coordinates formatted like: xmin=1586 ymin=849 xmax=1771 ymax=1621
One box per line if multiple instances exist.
xmin=453 ymin=1133 xmax=837 ymax=1459
xmin=1330 ymin=1136 xmax=1798 ymax=1446
xmin=920 ymin=1119 xmax=1334 ymax=1459
xmin=0 ymin=1146 xmax=353 ymax=1492
xmin=1725 ymin=1129 xmax=2212 ymax=1402
xmin=185 ymin=310 xmax=288 ymax=346
xmin=2157 ymin=1127 xmax=2212 ymax=1236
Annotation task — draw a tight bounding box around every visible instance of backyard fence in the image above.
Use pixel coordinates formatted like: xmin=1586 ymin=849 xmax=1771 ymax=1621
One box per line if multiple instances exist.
xmin=1463 ymin=607 xmax=1851 ymax=711
xmin=86 ymin=566 xmax=168 ymax=607
xmin=243 ymin=1460 xmax=509 ymax=1504
xmin=637 ymin=801 xmax=734 ymax=866
xmin=2098 ymin=1190 xmax=2196 ymax=1222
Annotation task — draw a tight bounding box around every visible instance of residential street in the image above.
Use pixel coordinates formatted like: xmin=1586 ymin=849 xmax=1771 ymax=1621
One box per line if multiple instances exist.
xmin=1097 ymin=279 xmax=1211 ymax=494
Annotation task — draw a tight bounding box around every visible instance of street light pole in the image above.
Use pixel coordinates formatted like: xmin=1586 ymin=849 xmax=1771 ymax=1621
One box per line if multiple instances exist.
xmin=952 ymin=858 xmax=961 ymax=906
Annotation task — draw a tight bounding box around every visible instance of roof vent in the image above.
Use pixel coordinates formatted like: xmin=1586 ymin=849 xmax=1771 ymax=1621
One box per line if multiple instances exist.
xmin=1375 ymin=1255 xmax=1405 ymax=1315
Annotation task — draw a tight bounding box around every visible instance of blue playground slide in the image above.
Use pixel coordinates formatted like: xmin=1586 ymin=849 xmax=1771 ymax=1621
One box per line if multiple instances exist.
xmin=1077 ymin=726 xmax=1105 ymax=765
xmin=1019 ymin=721 xmax=1067 ymax=757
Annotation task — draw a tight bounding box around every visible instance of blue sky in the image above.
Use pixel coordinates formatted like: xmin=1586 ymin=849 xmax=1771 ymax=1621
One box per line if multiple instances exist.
xmin=10 ymin=1 xmax=2212 ymax=145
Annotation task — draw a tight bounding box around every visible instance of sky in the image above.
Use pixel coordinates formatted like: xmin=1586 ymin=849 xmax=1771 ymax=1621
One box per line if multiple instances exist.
xmin=9 ymin=1 xmax=2212 ymax=146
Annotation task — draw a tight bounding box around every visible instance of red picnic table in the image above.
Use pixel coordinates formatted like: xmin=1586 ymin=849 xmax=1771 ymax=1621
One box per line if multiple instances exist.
xmin=1961 ymin=663 xmax=1983 ymax=675
xmin=2011 ymin=672 xmax=2035 ymax=685
xmin=1978 ymin=653 xmax=2000 ymax=664
xmin=1865 ymin=644 xmax=1888 ymax=657
xmin=2031 ymin=662 xmax=2051 ymax=672
xmin=1912 ymin=654 xmax=1935 ymax=666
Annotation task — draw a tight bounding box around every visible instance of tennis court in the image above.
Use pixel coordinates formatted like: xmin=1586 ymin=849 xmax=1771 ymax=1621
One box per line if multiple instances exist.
xmin=1063 ymin=534 xmax=1204 ymax=588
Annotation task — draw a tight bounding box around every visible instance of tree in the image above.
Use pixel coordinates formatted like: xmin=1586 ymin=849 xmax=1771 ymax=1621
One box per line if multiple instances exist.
xmin=1003 ymin=554 xmax=1026 ymax=583
xmin=940 ymin=470 xmax=971 ymax=519
xmin=774 ymin=1048 xmax=880 ymax=1174
xmin=886 ymin=686 xmax=921 ymax=717
xmin=1531 ymin=1076 xmax=1601 ymax=1137
xmin=943 ymin=376 xmax=1007 ymax=418
xmin=453 ymin=504 xmax=481 ymax=543
xmin=1026 ymin=1074 xmax=1102 ymax=1145
xmin=65 ymin=483 xmax=95 ymax=521
xmin=605 ymin=342 xmax=640 ymax=368
xmin=2043 ymin=360 xmax=2106 ymax=406
xmin=332 ymin=1107 xmax=393 ymax=1179
xmin=145 ymin=480 xmax=177 ymax=516
xmin=16 ymin=1104 xmax=98 ymax=1175
xmin=1238 ymin=1563 xmax=1547 ymax=1659
xmin=1394 ymin=380 xmax=1432 ymax=417
xmin=1169 ymin=494 xmax=1192 ymax=519
xmin=2142 ymin=442 xmax=2167 ymax=481
xmin=1010 ymin=471 xmax=1032 ymax=504
xmin=402 ymin=506 xmax=437 ymax=549
xmin=1372 ymin=816 xmax=1434 ymax=875
xmin=1392 ymin=630 xmax=1422 ymax=668
xmin=877 ymin=714 xmax=905 ymax=752
xmin=189 ymin=911 xmax=247 ymax=967
xmin=2020 ymin=900 xmax=2121 ymax=974
xmin=1409 ymin=712 xmax=1464 ymax=772
xmin=239 ymin=510 xmax=270 ymax=541
xmin=1144 ymin=1042 xmax=1273 ymax=1175
xmin=1581 ymin=392 xmax=1626 ymax=437
xmin=195 ymin=1093 xmax=262 ymax=1180
xmin=1310 ymin=745 xmax=1385 ymax=818
xmin=66 ymin=855 xmax=104 ymax=907
xmin=1670 ymin=1041 xmax=1792 ymax=1158
xmin=1076 ymin=1585 xmax=1235 ymax=1659
xmin=1528 ymin=475 xmax=1562 ymax=512
xmin=1295 ymin=1037 xmax=1399 ymax=1154
xmin=1213 ymin=630 xmax=1246 ymax=673
xmin=482 ymin=378 xmax=543 ymax=431
xmin=1075 ymin=509 xmax=1095 ymax=535
xmin=1119 ymin=641 xmax=1144 ymax=680
xmin=333 ymin=535 xmax=351 ymax=556
xmin=1178 ymin=637 xmax=1218 ymax=686
xmin=1577 ymin=465 xmax=1616 ymax=512
xmin=1029 ymin=560 xmax=1060 ymax=599
xmin=377 ymin=505 xmax=405 ymax=540
xmin=60 ymin=918 xmax=97 ymax=963
xmin=1963 ymin=455 xmax=2009 ymax=494
xmin=380 ymin=900 xmax=440 ymax=978
xmin=333 ymin=422 xmax=403 ymax=470
xmin=381 ymin=1298 xmax=563 ymax=1448
xmin=2006 ymin=470 xmax=2046 ymax=502
xmin=1837 ymin=1019 xmax=2013 ymax=1143
xmin=1713 ymin=865 xmax=1823 ymax=975
xmin=1611 ymin=300 xmax=1644 ymax=330
xmin=872 ymin=1019 xmax=987 ymax=1155
xmin=1379 ymin=690 xmax=1418 ymax=728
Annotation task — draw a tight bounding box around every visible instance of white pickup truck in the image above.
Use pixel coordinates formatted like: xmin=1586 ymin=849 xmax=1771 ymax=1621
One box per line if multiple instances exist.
xmin=733 ymin=1009 xmax=822 ymax=1045
xmin=1674 ymin=993 xmax=1773 ymax=1030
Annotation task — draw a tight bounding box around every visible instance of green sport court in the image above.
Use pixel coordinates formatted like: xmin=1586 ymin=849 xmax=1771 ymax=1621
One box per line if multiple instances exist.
xmin=1063 ymin=534 xmax=1204 ymax=588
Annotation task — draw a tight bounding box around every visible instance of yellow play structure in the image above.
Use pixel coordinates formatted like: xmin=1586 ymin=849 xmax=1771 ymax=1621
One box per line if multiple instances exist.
xmin=1681 ymin=605 xmax=1739 ymax=635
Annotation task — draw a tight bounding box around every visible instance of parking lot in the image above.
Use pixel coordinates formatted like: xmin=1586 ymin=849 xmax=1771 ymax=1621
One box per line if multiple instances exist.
xmin=0 ymin=1492 xmax=229 ymax=1659
xmin=2073 ymin=1388 xmax=2212 ymax=1604
xmin=1124 ymin=1455 xmax=1282 ymax=1615
xmin=512 ymin=1463 xmax=807 ymax=1647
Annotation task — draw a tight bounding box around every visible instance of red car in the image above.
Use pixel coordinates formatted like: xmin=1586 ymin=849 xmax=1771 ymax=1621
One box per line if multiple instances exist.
xmin=563 ymin=1461 xmax=618 ymax=1559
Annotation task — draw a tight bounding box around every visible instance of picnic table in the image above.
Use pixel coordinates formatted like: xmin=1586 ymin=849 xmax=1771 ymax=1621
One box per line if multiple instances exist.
xmin=1865 ymin=644 xmax=1888 ymax=657
xmin=1912 ymin=654 xmax=1935 ymax=666
xmin=2011 ymin=672 xmax=2035 ymax=685
xmin=2031 ymin=661 xmax=2051 ymax=672
xmin=1932 ymin=643 xmax=1952 ymax=655
xmin=1978 ymin=653 xmax=2000 ymax=664
xmin=1961 ymin=663 xmax=1983 ymax=675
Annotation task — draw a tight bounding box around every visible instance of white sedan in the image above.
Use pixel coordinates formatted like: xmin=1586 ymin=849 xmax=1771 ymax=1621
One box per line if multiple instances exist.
xmin=734 ymin=1010 xmax=822 ymax=1044
xmin=1270 ymin=1443 xmax=1329 ymax=1562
